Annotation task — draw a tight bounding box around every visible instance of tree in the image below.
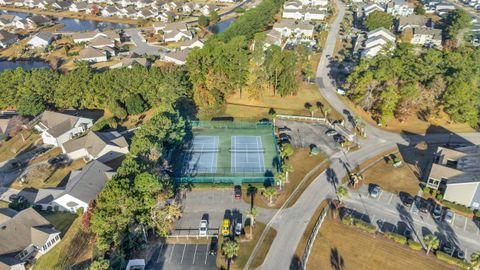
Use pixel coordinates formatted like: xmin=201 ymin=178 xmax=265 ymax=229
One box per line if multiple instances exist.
xmin=323 ymin=107 xmax=331 ymax=122
xmin=414 ymin=4 xmax=425 ymax=15
xmin=336 ymin=186 xmax=348 ymax=200
xmin=445 ymin=9 xmax=471 ymax=40
xmin=198 ymin=15 xmax=209 ymax=28
xmin=281 ymin=163 xmax=294 ymax=183
xmin=82 ymin=200 xmax=95 ymax=232
xmin=262 ymin=187 xmax=278 ymax=205
xmin=364 ymin=11 xmax=393 ymax=31
xmin=222 ymin=240 xmax=239 ymax=269
xmin=471 ymin=251 xmax=480 ymax=270
xmin=274 ymin=172 xmax=286 ymax=189
xmin=89 ymin=258 xmax=110 ymax=270
xmin=423 ymin=234 xmax=439 ymax=255
xmin=125 ymin=94 xmax=148 ymax=115
xmin=210 ymin=10 xmax=220 ymax=25
xmin=280 ymin=143 xmax=294 ymax=158
xmin=17 ymin=94 xmax=46 ymax=117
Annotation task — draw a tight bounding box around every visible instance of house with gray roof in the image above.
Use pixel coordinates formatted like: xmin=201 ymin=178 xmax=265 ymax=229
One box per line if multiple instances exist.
xmin=34 ymin=160 xmax=113 ymax=213
xmin=61 ymin=130 xmax=129 ymax=162
xmin=0 ymin=30 xmax=18 ymax=48
xmin=34 ymin=111 xmax=94 ymax=147
xmin=427 ymin=145 xmax=480 ymax=210
xmin=0 ymin=208 xmax=61 ymax=270
xmin=27 ymin=32 xmax=54 ymax=48
xmin=397 ymin=14 xmax=431 ymax=31
xmin=163 ymin=49 xmax=189 ymax=65
xmin=109 ymin=57 xmax=149 ymax=69
xmin=411 ymin=27 xmax=442 ymax=48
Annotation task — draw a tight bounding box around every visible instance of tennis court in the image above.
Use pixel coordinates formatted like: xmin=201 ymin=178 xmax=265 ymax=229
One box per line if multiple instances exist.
xmin=231 ymin=136 xmax=265 ymax=173
xmin=174 ymin=121 xmax=280 ymax=184
xmin=182 ymin=136 xmax=219 ymax=174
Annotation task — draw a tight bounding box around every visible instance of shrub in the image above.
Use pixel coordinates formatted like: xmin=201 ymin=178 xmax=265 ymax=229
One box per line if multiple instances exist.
xmin=436 ymin=251 xmax=471 ymax=269
xmin=46 ymin=206 xmax=52 ymax=211
xmin=108 ymin=100 xmax=127 ymax=119
xmin=407 ymin=240 xmax=422 ymax=250
xmin=341 ymin=215 xmax=352 ymax=225
xmin=76 ymin=207 xmax=84 ymax=215
xmin=125 ymin=94 xmax=148 ymax=115
xmin=352 ymin=218 xmax=377 ymax=234
xmin=442 ymin=200 xmax=473 ymax=214
xmin=280 ymin=143 xmax=294 ymax=157
xmin=422 ymin=186 xmax=431 ymax=194
xmin=32 ymin=205 xmax=42 ymax=211
xmin=92 ymin=117 xmax=118 ymax=131
xmin=432 ymin=189 xmax=437 ymax=197
xmin=53 ymin=205 xmax=59 ymax=211
xmin=436 ymin=194 xmax=443 ymax=201
xmin=17 ymin=94 xmax=46 ymax=117
xmin=384 ymin=232 xmax=407 ymax=245
xmin=475 ymin=210 xmax=480 ymax=218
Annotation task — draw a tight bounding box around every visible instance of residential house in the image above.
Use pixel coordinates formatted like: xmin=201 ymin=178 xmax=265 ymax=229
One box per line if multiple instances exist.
xmin=435 ymin=3 xmax=455 ymax=15
xmin=273 ymin=19 xmax=315 ymax=39
xmin=88 ymin=35 xmax=116 ymax=48
xmin=109 ymin=57 xmax=149 ymax=69
xmin=52 ymin=1 xmax=71 ymax=10
xmin=411 ymin=27 xmax=442 ymax=48
xmin=61 ymin=130 xmax=128 ymax=162
xmin=178 ymin=38 xmax=204 ymax=50
xmin=397 ymin=14 xmax=430 ymax=31
xmin=137 ymin=9 xmax=156 ymax=19
xmin=0 ymin=30 xmax=18 ymax=48
xmin=0 ymin=115 xmax=26 ymax=140
xmin=304 ymin=9 xmax=326 ymax=20
xmin=181 ymin=3 xmax=195 ymax=14
xmin=101 ymin=5 xmax=121 ymax=17
xmin=69 ymin=1 xmax=88 ymax=12
xmin=0 ymin=208 xmax=61 ymax=269
xmin=386 ymin=0 xmax=415 ymax=16
xmin=72 ymin=29 xmax=119 ymax=43
xmin=426 ymin=146 xmax=480 ymax=210
xmin=14 ymin=19 xmax=30 ymax=29
xmin=362 ymin=27 xmax=396 ymax=57
xmin=77 ymin=46 xmax=108 ymax=62
xmin=163 ymin=49 xmax=189 ymax=65
xmin=310 ymin=0 xmax=328 ymax=6
xmin=26 ymin=15 xmax=53 ymax=28
xmin=27 ymin=32 xmax=54 ymax=48
xmin=283 ymin=0 xmax=303 ymax=9
xmin=200 ymin=4 xmax=218 ymax=16
xmin=363 ymin=3 xmax=385 ymax=17
xmin=282 ymin=9 xmax=303 ymax=20
xmin=164 ymin=29 xmax=192 ymax=42
xmin=264 ymin=29 xmax=283 ymax=47
xmin=34 ymin=111 xmax=94 ymax=147
xmin=153 ymin=21 xmax=167 ymax=33
xmin=34 ymin=161 xmax=114 ymax=213
xmin=0 ymin=14 xmax=21 ymax=28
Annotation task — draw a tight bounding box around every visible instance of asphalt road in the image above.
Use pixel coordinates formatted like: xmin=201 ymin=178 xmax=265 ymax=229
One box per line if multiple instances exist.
xmin=124 ymin=29 xmax=163 ymax=56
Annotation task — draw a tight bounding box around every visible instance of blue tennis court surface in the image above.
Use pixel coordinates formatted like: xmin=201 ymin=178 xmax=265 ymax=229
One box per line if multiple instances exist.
xmin=231 ymin=136 xmax=265 ymax=173
xmin=183 ymin=136 xmax=219 ymax=174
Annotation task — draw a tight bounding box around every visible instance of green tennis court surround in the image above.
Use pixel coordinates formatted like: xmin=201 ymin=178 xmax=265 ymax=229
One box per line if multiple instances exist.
xmin=172 ymin=121 xmax=281 ymax=184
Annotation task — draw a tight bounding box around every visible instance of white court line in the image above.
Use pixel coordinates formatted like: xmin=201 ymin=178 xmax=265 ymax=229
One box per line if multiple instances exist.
xmin=209 ymin=137 xmax=215 ymax=173
xmin=255 ymin=137 xmax=261 ymax=173
xmin=180 ymin=244 xmax=186 ymax=264
xmin=169 ymin=244 xmax=175 ymax=263
xmin=192 ymin=244 xmax=198 ymax=264
xmin=232 ymin=136 xmax=236 ymax=173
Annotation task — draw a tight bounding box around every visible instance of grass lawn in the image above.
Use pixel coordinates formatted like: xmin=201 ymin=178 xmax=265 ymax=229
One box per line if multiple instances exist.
xmin=34 ymin=217 xmax=94 ymax=270
xmin=40 ymin=211 xmax=78 ymax=235
xmin=307 ymin=216 xmax=454 ymax=270
xmin=10 ymin=159 xmax=86 ymax=190
xmin=28 ymin=147 xmax=62 ymax=165
xmin=242 ymin=148 xmax=327 ymax=209
xmin=0 ymin=201 xmax=9 ymax=208
xmin=0 ymin=130 xmax=40 ymax=163
xmin=221 ymin=83 xmax=342 ymax=122
xmin=216 ymin=222 xmax=277 ymax=270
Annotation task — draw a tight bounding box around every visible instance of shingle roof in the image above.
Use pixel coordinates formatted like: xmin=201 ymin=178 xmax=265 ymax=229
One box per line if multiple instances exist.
xmin=63 ymin=160 xmax=112 ymax=203
xmin=63 ymin=131 xmax=128 ymax=157
xmin=37 ymin=111 xmax=82 ymax=137
xmin=78 ymin=47 xmax=106 ymax=59
xmin=0 ymin=208 xmax=17 ymax=225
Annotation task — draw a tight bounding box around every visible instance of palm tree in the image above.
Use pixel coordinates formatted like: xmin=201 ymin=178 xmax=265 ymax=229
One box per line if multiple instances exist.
xmin=274 ymin=172 xmax=286 ymax=190
xmin=323 ymin=107 xmax=331 ymax=123
xmin=281 ymin=163 xmax=294 ymax=183
xmin=471 ymin=251 xmax=480 ymax=270
xmin=246 ymin=207 xmax=258 ymax=224
xmin=222 ymin=239 xmax=239 ymax=270
xmin=336 ymin=186 xmax=348 ymax=201
xmin=262 ymin=187 xmax=278 ymax=205
xmin=423 ymin=234 xmax=440 ymax=255
xmin=356 ymin=121 xmax=366 ymax=137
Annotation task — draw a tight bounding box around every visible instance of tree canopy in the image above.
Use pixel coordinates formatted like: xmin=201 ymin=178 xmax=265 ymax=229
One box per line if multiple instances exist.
xmin=364 ymin=11 xmax=393 ymax=31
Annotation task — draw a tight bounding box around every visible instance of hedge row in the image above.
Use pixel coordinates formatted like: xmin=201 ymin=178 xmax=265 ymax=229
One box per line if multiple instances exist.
xmin=407 ymin=239 xmax=422 ymax=251
xmin=436 ymin=252 xmax=471 ymax=269
xmin=442 ymin=200 xmax=474 ymax=215
xmin=341 ymin=216 xmax=377 ymax=233
xmin=384 ymin=232 xmax=407 ymax=245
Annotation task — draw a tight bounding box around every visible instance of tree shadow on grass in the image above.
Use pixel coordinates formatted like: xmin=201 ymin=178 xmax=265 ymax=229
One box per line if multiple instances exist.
xmin=330 ymin=247 xmax=345 ymax=270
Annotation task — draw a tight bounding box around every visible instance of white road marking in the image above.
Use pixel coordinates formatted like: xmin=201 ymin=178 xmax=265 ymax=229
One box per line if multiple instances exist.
xmin=156 ymin=243 xmax=165 ymax=263
xmin=192 ymin=244 xmax=198 ymax=264
xmin=169 ymin=244 xmax=175 ymax=263
xmin=180 ymin=244 xmax=186 ymax=264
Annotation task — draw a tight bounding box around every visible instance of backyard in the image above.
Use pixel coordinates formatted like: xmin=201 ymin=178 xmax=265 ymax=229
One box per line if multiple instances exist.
xmin=0 ymin=130 xmax=40 ymax=163
xmin=307 ymin=216 xmax=454 ymax=270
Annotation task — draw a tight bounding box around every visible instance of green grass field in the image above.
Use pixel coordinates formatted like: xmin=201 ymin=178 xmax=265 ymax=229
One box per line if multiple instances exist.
xmin=174 ymin=122 xmax=279 ymax=183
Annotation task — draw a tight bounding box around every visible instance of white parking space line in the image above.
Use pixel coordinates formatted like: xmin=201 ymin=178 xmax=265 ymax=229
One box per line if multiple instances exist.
xmin=156 ymin=243 xmax=165 ymax=263
xmin=192 ymin=244 xmax=198 ymax=264
xmin=377 ymin=192 xmax=383 ymax=201
xmin=204 ymin=243 xmax=209 ymax=264
xmin=169 ymin=244 xmax=175 ymax=263
xmin=388 ymin=194 xmax=394 ymax=205
xmin=180 ymin=244 xmax=186 ymax=264
xmin=464 ymin=218 xmax=468 ymax=232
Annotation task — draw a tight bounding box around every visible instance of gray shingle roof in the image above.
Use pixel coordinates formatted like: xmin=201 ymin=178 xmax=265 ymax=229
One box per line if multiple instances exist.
xmin=63 ymin=160 xmax=112 ymax=203
xmin=38 ymin=111 xmax=82 ymax=137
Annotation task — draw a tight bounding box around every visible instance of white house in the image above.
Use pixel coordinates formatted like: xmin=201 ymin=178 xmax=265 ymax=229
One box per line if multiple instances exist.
xmin=69 ymin=1 xmax=88 ymax=12
xmin=163 ymin=49 xmax=190 ymax=65
xmin=27 ymin=32 xmax=54 ymax=48
xmin=34 ymin=161 xmax=113 ymax=213
xmin=179 ymin=38 xmax=204 ymax=50
xmin=72 ymin=29 xmax=119 ymax=43
xmin=411 ymin=27 xmax=442 ymax=48
xmin=164 ymin=30 xmax=193 ymax=42
xmin=362 ymin=27 xmax=396 ymax=57
xmin=386 ymin=0 xmax=415 ymax=16
xmin=282 ymin=9 xmax=304 ymax=20
xmin=311 ymin=0 xmax=328 ymax=6
xmin=0 ymin=30 xmax=18 ymax=48
xmin=61 ymin=131 xmax=129 ymax=162
xmin=0 ymin=208 xmax=61 ymax=270
xmin=34 ymin=111 xmax=94 ymax=147
xmin=304 ymin=9 xmax=326 ymax=20
xmin=283 ymin=0 xmax=303 ymax=9
xmin=363 ymin=3 xmax=385 ymax=17
xmin=273 ymin=19 xmax=315 ymax=38
xmin=77 ymin=47 xmax=108 ymax=62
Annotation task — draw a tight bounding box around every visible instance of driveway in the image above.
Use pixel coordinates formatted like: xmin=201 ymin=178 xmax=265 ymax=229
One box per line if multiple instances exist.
xmin=124 ymin=29 xmax=163 ymax=56
xmin=175 ymin=188 xmax=275 ymax=235
xmin=146 ymin=243 xmax=217 ymax=270
xmin=342 ymin=185 xmax=480 ymax=260
xmin=275 ymin=119 xmax=342 ymax=156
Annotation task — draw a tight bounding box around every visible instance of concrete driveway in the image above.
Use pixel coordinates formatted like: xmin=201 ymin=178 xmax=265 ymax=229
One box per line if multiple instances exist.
xmin=275 ymin=119 xmax=342 ymax=156
xmin=175 ymin=188 xmax=275 ymax=235
xmin=342 ymin=185 xmax=480 ymax=261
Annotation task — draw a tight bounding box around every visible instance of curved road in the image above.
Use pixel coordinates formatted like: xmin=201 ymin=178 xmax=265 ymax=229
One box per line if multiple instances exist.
xmin=246 ymin=1 xmax=480 ymax=269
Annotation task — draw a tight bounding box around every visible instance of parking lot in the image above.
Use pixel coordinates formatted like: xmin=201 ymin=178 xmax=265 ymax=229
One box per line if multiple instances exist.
xmin=174 ymin=188 xmax=275 ymax=236
xmin=342 ymin=185 xmax=480 ymax=260
xmin=275 ymin=119 xmax=342 ymax=156
xmin=146 ymin=243 xmax=217 ymax=270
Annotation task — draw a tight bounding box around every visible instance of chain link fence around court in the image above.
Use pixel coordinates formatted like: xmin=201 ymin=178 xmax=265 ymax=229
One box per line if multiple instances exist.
xmin=173 ymin=121 xmax=281 ymax=184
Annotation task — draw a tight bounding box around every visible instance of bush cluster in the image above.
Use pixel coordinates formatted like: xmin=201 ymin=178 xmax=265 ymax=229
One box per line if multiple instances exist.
xmin=442 ymin=200 xmax=474 ymax=214
xmin=384 ymin=232 xmax=407 ymax=245
xmin=436 ymin=251 xmax=471 ymax=269
xmin=407 ymin=240 xmax=422 ymax=251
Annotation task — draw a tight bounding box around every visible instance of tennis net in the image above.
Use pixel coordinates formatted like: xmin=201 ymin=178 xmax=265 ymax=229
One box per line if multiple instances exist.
xmin=229 ymin=148 xmax=265 ymax=153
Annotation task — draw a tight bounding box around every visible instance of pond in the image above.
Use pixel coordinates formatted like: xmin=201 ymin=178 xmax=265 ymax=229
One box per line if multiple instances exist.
xmin=208 ymin=17 xmax=236 ymax=34
xmin=0 ymin=60 xmax=50 ymax=71
xmin=0 ymin=10 xmax=133 ymax=32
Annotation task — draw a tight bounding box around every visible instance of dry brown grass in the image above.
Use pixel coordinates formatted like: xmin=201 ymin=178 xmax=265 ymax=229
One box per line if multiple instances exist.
xmin=0 ymin=130 xmax=40 ymax=163
xmin=28 ymin=147 xmax=62 ymax=165
xmin=294 ymin=200 xmax=328 ymax=262
xmin=361 ymin=152 xmax=420 ymax=195
xmin=307 ymin=216 xmax=455 ymax=270
xmin=242 ymin=148 xmax=327 ymax=209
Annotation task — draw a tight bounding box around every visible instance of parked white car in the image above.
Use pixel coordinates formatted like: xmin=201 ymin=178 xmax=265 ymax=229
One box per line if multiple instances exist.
xmin=199 ymin=220 xmax=208 ymax=236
